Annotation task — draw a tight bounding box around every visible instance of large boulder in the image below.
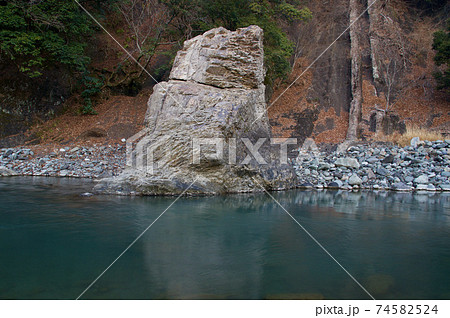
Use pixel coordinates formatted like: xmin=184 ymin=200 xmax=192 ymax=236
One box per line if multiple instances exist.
xmin=169 ymin=26 xmax=265 ymax=89
xmin=95 ymin=26 xmax=297 ymax=195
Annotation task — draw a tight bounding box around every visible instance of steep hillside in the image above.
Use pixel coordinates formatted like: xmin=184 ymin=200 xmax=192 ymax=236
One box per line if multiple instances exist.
xmin=270 ymin=0 xmax=449 ymax=145
xmin=0 ymin=0 xmax=448 ymax=149
xmin=269 ymin=0 xmax=352 ymax=144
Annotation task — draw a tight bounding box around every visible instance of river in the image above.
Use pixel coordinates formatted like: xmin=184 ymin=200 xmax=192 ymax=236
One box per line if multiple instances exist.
xmin=0 ymin=177 xmax=449 ymax=299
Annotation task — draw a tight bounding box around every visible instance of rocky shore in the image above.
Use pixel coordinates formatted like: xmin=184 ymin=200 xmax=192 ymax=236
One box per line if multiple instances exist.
xmin=1 ymin=138 xmax=450 ymax=193
xmin=293 ymin=139 xmax=450 ymax=192
xmin=0 ymin=144 xmax=125 ymax=179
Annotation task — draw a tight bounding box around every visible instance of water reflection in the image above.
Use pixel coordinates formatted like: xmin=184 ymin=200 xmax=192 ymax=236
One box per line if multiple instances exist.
xmin=0 ymin=178 xmax=449 ymax=299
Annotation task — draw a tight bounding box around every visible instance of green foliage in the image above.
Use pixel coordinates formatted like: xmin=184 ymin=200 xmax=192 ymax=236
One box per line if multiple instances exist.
xmin=161 ymin=0 xmax=311 ymax=84
xmin=0 ymin=0 xmax=93 ymax=77
xmin=79 ymin=74 xmax=104 ymax=115
xmin=432 ymin=20 xmax=450 ymax=91
xmin=239 ymin=1 xmax=312 ymax=84
xmin=0 ymin=0 xmax=311 ymax=115
xmin=277 ymin=2 xmax=312 ymax=22
xmin=0 ymin=1 xmax=119 ymax=114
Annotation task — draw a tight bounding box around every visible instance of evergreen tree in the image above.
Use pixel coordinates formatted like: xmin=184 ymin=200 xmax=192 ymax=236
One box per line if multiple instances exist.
xmin=432 ymin=19 xmax=450 ymax=92
xmin=0 ymin=0 xmax=96 ymax=77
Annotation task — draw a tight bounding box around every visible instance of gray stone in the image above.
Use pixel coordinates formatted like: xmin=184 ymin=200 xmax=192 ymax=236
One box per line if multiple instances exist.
xmin=366 ymin=157 xmax=379 ymax=164
xmin=400 ymin=161 xmax=410 ymax=167
xmin=309 ymin=158 xmax=319 ymax=167
xmin=410 ymin=137 xmax=420 ymax=148
xmin=0 ymin=166 xmax=17 ymax=176
xmin=381 ymin=155 xmax=395 ymax=164
xmin=439 ymin=184 xmax=450 ymax=191
xmin=94 ymin=167 xmax=104 ymax=174
xmin=327 ymin=180 xmax=343 ymax=188
xmin=299 ymin=182 xmax=314 ymax=189
xmin=335 ymin=157 xmax=360 ymax=169
xmin=441 ymin=171 xmax=450 ymax=178
xmin=376 ymin=167 xmax=389 ymax=176
xmin=404 ymin=176 xmax=414 ymax=183
xmin=348 ymin=174 xmax=362 ymax=185
xmin=367 ymin=168 xmax=376 ymax=180
xmin=427 ymin=184 xmax=436 ymax=191
xmin=322 ymin=171 xmax=330 ymax=177
xmin=414 ymin=175 xmax=429 ymax=184
xmin=59 ymin=170 xmax=70 ymax=177
xmin=318 ymin=163 xmax=332 ymax=170
xmin=415 ymin=184 xmax=428 ymax=191
xmin=98 ymin=170 xmax=112 ymax=178
xmin=391 ymin=182 xmax=411 ymax=191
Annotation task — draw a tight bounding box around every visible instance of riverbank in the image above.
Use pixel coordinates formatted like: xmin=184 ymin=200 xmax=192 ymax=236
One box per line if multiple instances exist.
xmin=294 ymin=139 xmax=450 ymax=192
xmin=1 ymin=139 xmax=450 ymax=192
xmin=0 ymin=143 xmax=125 ymax=179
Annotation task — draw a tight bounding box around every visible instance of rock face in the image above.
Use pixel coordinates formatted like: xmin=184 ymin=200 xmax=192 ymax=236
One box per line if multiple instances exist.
xmin=95 ymin=26 xmax=297 ymax=195
xmin=170 ymin=27 xmax=265 ymax=89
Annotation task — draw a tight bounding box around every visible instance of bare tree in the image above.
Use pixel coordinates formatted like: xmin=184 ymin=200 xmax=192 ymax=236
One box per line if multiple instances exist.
xmin=105 ymin=0 xmax=176 ymax=87
xmin=367 ymin=0 xmax=413 ymax=135
xmin=383 ymin=59 xmax=398 ymax=111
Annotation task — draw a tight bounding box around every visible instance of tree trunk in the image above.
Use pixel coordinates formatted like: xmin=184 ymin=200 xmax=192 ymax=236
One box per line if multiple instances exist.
xmin=346 ymin=0 xmax=363 ymax=141
xmin=367 ymin=0 xmax=381 ymax=82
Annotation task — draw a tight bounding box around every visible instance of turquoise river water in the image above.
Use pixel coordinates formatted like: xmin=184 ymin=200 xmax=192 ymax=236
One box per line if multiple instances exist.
xmin=0 ymin=177 xmax=449 ymax=299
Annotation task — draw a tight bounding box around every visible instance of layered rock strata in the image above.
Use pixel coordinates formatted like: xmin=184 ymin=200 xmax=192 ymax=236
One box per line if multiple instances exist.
xmin=95 ymin=25 xmax=297 ymax=195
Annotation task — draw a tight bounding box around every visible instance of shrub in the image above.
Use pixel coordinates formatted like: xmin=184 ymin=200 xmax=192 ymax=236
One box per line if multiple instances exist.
xmin=432 ymin=19 xmax=450 ymax=92
xmin=161 ymin=0 xmax=312 ymax=85
xmin=0 ymin=0 xmax=94 ymax=77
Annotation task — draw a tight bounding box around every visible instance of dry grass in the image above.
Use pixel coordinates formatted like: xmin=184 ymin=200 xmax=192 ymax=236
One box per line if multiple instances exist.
xmin=372 ymin=125 xmax=445 ymax=147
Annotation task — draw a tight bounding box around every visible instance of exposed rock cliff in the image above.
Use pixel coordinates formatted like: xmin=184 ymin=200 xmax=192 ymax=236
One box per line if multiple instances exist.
xmin=269 ymin=0 xmax=449 ymax=144
xmin=346 ymin=0 xmax=363 ymax=141
xmin=94 ymin=25 xmax=297 ymax=195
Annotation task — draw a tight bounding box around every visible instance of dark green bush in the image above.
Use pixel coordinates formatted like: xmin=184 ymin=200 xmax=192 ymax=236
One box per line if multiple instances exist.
xmin=0 ymin=0 xmax=94 ymax=77
xmin=432 ymin=19 xmax=450 ymax=92
xmin=161 ymin=0 xmax=312 ymax=85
